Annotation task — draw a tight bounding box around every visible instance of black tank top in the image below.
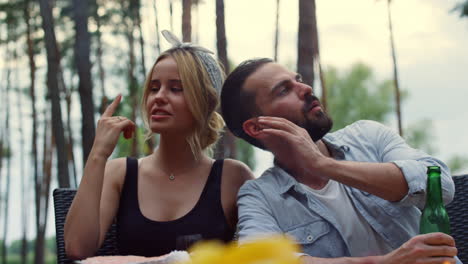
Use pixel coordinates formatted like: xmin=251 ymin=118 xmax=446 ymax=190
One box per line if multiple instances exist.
xmin=116 ymin=157 xmax=234 ymax=257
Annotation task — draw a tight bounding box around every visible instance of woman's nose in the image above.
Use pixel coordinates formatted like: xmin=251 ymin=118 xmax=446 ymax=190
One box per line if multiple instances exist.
xmin=153 ymin=88 xmax=168 ymax=104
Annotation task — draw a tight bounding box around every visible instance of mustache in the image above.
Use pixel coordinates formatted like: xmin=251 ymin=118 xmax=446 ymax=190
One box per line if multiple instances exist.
xmin=302 ymin=94 xmax=321 ymax=114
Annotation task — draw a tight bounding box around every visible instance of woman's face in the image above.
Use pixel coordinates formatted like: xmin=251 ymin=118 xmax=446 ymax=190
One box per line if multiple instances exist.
xmin=145 ymin=56 xmax=195 ymax=135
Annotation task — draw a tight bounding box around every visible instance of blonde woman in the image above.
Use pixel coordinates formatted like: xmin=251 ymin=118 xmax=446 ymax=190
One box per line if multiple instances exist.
xmin=64 ymin=31 xmax=254 ymax=259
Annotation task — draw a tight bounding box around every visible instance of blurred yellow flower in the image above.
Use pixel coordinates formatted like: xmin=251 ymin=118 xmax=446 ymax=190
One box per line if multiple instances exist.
xmin=182 ymin=235 xmax=300 ymax=264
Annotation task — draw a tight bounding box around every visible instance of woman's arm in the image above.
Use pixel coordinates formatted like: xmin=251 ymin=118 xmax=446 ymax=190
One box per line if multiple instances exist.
xmin=64 ymin=95 xmax=135 ymax=259
xmin=220 ymin=159 xmax=255 ymax=229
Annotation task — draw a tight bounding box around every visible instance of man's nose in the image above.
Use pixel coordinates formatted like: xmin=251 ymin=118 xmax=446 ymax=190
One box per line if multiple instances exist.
xmin=297 ymin=83 xmax=313 ymax=99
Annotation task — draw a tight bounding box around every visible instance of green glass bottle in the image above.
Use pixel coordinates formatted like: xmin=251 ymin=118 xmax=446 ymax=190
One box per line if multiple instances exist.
xmin=419 ymin=166 xmax=451 ymax=235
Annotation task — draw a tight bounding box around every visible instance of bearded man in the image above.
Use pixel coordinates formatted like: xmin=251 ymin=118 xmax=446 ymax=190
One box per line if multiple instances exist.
xmin=221 ymin=58 xmax=461 ymax=264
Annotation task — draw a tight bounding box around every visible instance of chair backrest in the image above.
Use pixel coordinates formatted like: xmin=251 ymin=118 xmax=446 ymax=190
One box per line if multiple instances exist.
xmin=53 ymin=188 xmax=119 ymax=264
xmin=446 ymin=175 xmax=468 ymax=263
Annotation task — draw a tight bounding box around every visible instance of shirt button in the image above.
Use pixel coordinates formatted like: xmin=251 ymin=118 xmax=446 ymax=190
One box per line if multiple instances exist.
xmin=307 ymin=235 xmax=314 ymax=241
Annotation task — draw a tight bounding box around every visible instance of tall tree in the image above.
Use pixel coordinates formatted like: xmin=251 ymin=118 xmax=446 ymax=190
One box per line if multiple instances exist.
xmin=38 ymin=0 xmax=70 ymax=187
xmin=214 ymin=0 xmax=236 ymax=159
xmin=35 ymin=110 xmax=54 ymax=264
xmin=0 ymin=45 xmax=12 ymax=264
xmin=16 ymin=85 xmax=28 ymax=264
xmin=182 ymin=0 xmax=192 ymax=42
xmin=72 ymin=0 xmax=96 ymax=163
xmin=169 ymin=0 xmax=174 ymax=32
xmin=90 ymin=0 xmax=108 ymax=114
xmin=297 ymin=0 xmax=316 ymax=87
xmin=216 ymin=0 xmax=229 ymax=73
xmin=23 ymin=5 xmax=40 ymax=259
xmin=274 ymin=0 xmax=280 ymax=61
xmin=121 ymin=0 xmax=140 ymax=156
xmin=454 ymin=0 xmax=468 ymax=17
xmin=385 ymin=0 xmax=403 ymax=136
xmin=152 ymin=0 xmax=161 ymax=54
xmin=297 ymin=0 xmax=327 ymax=109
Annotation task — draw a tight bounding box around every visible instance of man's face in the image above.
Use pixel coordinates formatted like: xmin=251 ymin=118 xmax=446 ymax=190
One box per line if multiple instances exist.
xmin=243 ymin=62 xmax=332 ymax=141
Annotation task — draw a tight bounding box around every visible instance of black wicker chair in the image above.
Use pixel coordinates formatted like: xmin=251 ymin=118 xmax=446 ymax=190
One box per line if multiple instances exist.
xmin=446 ymin=175 xmax=468 ymax=263
xmin=53 ymin=188 xmax=119 ymax=264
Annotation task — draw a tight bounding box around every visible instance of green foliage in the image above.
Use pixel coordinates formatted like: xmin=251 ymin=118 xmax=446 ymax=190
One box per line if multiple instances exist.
xmin=447 ymin=155 xmax=468 ymax=175
xmin=236 ymin=139 xmax=256 ymax=171
xmin=404 ymin=119 xmax=436 ymax=155
xmin=454 ymin=0 xmax=468 ymax=17
xmin=2 ymin=237 xmax=57 ymax=264
xmin=1 ymin=145 xmax=12 ymax=159
xmin=325 ymin=63 xmax=396 ymax=131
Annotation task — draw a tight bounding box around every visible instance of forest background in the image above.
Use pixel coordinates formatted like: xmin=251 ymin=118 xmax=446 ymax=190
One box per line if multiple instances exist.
xmin=1 ymin=0 xmax=468 ymax=263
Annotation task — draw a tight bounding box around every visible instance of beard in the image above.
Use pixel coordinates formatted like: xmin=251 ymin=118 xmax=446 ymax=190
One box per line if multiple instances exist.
xmin=299 ymin=94 xmax=333 ymax=142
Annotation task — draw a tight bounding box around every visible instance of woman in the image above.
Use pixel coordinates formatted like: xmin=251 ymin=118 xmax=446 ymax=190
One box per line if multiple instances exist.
xmin=64 ymin=31 xmax=254 ymax=259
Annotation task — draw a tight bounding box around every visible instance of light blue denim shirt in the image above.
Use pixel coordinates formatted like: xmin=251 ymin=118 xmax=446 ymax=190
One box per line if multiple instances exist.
xmin=237 ymin=120 xmax=455 ymax=258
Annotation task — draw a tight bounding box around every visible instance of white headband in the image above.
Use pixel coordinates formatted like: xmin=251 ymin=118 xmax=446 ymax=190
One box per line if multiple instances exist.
xmin=161 ymin=30 xmax=223 ymax=93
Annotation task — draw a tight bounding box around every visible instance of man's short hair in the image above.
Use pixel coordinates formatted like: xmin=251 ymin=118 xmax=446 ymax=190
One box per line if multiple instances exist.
xmin=221 ymin=58 xmax=273 ymax=150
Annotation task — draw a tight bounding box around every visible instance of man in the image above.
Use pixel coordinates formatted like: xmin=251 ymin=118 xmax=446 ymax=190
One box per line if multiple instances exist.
xmin=221 ymin=58 xmax=460 ymax=263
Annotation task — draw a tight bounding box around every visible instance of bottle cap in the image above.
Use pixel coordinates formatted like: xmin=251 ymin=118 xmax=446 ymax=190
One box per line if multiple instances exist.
xmin=427 ymin=166 xmax=441 ymax=173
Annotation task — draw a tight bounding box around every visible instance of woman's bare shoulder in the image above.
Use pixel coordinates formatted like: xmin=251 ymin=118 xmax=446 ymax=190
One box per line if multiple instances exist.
xmin=104 ymin=157 xmax=128 ymax=189
xmin=221 ymin=159 xmax=255 ymax=187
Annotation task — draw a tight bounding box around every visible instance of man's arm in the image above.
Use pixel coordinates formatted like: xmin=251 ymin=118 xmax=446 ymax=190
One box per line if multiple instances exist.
xmin=255 ymin=118 xmax=454 ymax=205
xmin=238 ymin=180 xmax=458 ymax=264
xmin=320 ymin=120 xmax=453 ymax=205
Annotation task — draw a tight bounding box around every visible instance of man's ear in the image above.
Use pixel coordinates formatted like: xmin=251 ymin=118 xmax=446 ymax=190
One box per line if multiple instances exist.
xmin=243 ymin=118 xmax=261 ymax=138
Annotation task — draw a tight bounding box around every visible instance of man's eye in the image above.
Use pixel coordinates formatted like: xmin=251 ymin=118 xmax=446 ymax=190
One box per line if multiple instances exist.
xmin=277 ymin=87 xmax=289 ymax=96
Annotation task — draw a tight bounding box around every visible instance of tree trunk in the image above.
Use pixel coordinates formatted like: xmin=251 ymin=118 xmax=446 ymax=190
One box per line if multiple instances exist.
xmin=216 ymin=0 xmax=229 ymax=73
xmin=1 ymin=51 xmax=12 ymax=264
xmin=152 ymin=0 xmax=161 ymax=54
xmin=23 ymin=1 xmax=36 ymax=261
xmin=386 ymin=0 xmax=403 ymax=136
xmin=1 ymin=142 xmax=11 ymax=264
xmin=72 ymin=0 xmax=96 ymax=163
xmin=297 ymin=0 xmax=316 ymax=86
xmin=65 ymin=90 xmax=78 ymax=187
xmin=38 ymin=0 xmax=70 ymax=187
xmin=274 ymin=0 xmax=280 ymax=61
xmin=93 ymin=0 xmax=108 ymax=114
xmin=182 ymin=0 xmax=192 ymax=42
xmin=123 ymin=0 xmax=139 ymax=156
xmin=169 ymin=0 xmax=174 ymax=32
xmin=193 ymin=0 xmax=199 ymax=43
xmin=136 ymin=0 xmax=147 ymax=78
xmin=214 ymin=0 xmax=236 ymax=159
xmin=16 ymin=84 xmax=28 ymax=264
xmin=34 ymin=111 xmax=54 ymax=264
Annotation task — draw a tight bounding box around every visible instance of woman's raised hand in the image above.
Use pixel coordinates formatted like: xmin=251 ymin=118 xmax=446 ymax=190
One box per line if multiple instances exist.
xmin=92 ymin=95 xmax=136 ymax=158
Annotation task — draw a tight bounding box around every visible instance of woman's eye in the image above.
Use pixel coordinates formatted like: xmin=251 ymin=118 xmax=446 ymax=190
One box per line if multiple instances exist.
xmin=150 ymin=86 xmax=159 ymax=92
xmin=171 ymin=87 xmax=183 ymax=92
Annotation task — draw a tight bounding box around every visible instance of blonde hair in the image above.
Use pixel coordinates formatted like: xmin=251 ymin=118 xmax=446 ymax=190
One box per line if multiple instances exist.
xmin=141 ymin=48 xmax=225 ymax=158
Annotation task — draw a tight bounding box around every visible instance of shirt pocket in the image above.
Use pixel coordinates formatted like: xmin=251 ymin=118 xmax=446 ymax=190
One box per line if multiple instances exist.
xmin=285 ymin=220 xmax=330 ymax=245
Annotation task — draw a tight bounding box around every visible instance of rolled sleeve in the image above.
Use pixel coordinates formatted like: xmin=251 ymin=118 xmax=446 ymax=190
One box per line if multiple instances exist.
xmin=370 ymin=120 xmax=455 ymax=208
xmin=237 ymin=181 xmax=283 ymax=242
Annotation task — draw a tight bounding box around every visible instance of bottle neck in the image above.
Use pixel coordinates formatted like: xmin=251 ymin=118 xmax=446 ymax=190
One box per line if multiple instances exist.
xmin=426 ymin=172 xmax=443 ymax=206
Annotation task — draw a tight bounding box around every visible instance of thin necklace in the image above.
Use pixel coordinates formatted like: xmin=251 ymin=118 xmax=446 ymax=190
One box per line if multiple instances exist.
xmin=152 ymin=154 xmax=200 ymax=181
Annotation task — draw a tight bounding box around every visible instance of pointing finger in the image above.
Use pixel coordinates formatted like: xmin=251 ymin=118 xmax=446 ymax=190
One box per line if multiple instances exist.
xmin=102 ymin=94 xmax=122 ymax=117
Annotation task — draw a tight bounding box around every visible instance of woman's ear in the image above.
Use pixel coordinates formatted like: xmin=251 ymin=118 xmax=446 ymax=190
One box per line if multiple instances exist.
xmin=243 ymin=118 xmax=261 ymax=138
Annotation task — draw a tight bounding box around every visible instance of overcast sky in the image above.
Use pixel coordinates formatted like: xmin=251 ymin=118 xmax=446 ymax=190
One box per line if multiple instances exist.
xmin=3 ymin=0 xmax=468 ymax=243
